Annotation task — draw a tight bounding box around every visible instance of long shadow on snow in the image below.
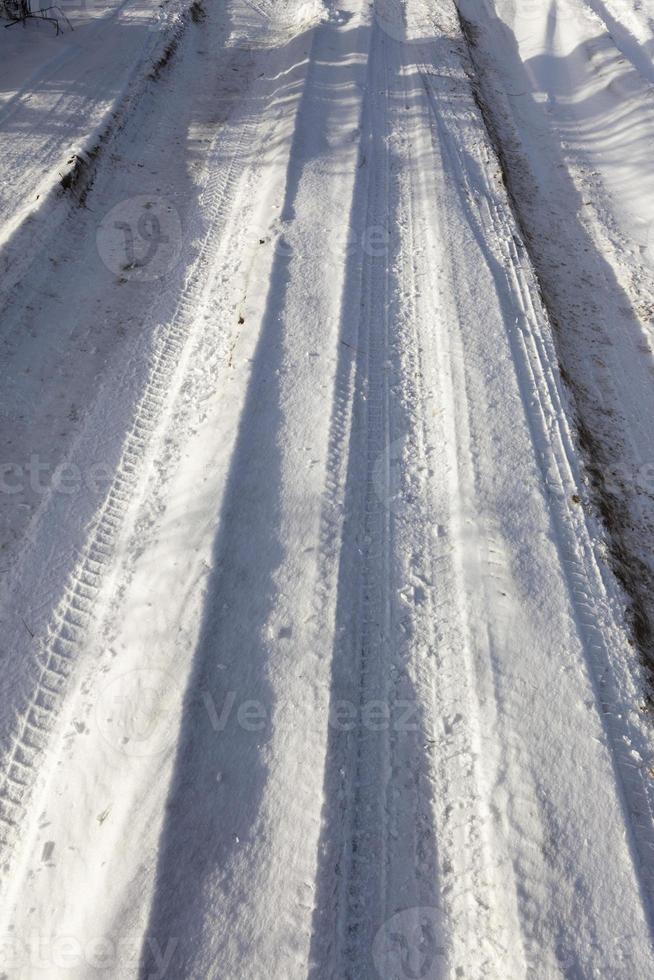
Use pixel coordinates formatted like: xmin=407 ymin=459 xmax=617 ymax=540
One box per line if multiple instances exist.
xmin=309 ymin=30 xmax=442 ymax=980
xmin=139 ymin=14 xmax=371 ymax=977
xmin=454 ymin=5 xmax=654 ymax=939
xmin=456 ymin=6 xmax=654 ymax=686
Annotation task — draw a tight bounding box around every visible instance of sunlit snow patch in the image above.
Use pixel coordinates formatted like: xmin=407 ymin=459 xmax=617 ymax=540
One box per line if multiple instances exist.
xmin=229 ymin=0 xmax=328 ymax=47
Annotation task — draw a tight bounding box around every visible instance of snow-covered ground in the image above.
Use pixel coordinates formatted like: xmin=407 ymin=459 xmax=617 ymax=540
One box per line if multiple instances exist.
xmin=1 ymin=0 xmax=654 ymax=976
xmin=458 ymin=0 xmax=654 ymax=720
xmin=0 ymin=0 xmax=201 ymax=319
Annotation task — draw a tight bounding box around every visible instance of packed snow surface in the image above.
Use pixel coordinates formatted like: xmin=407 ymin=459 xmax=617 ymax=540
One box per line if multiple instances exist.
xmin=1 ymin=0 xmax=654 ymax=977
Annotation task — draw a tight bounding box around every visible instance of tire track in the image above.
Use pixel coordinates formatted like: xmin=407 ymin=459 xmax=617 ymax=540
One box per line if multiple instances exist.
xmin=330 ymin=25 xmax=394 ymax=974
xmin=308 ymin=24 xmax=413 ymax=978
xmin=0 ymin=104 xmax=262 ymax=878
xmin=419 ymin=32 xmax=654 ymax=953
xmin=311 ymin=22 xmax=517 ymax=977
xmin=391 ymin=47 xmax=529 ymax=976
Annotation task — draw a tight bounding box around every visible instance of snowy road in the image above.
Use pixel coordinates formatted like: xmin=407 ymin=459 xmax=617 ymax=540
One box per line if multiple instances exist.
xmin=1 ymin=0 xmax=654 ymax=976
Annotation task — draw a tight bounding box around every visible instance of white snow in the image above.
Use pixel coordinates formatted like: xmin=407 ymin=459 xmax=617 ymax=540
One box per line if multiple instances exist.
xmin=1 ymin=0 xmax=654 ymax=977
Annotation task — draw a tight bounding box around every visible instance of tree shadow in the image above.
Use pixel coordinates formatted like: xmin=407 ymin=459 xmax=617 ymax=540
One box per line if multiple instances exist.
xmin=139 ymin=12 xmax=373 ymax=976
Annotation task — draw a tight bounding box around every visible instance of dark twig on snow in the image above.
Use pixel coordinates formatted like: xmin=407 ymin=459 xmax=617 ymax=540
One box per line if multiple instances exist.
xmin=2 ymin=0 xmax=73 ymax=35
